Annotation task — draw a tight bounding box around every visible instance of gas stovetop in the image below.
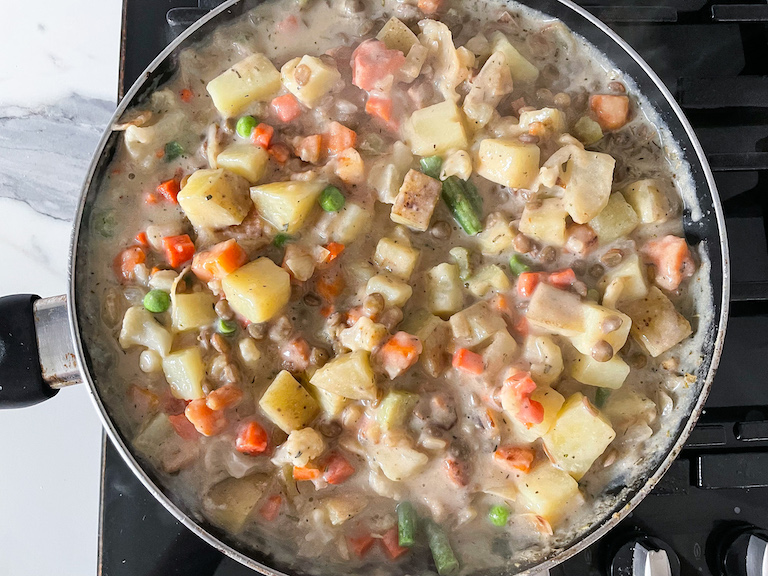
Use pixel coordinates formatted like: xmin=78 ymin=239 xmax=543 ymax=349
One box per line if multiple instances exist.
xmin=101 ymin=1 xmax=768 ymax=575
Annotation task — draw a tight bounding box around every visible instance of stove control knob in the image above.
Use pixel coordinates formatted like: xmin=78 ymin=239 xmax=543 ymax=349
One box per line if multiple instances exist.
xmin=723 ymin=528 xmax=768 ymax=576
xmin=609 ymin=535 xmax=681 ymax=576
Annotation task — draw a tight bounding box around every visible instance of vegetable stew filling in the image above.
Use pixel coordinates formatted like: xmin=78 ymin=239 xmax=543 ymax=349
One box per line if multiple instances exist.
xmin=88 ymin=0 xmax=708 ymax=572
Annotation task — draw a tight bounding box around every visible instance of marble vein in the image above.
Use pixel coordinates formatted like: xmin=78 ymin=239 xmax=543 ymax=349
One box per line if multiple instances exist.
xmin=0 ymin=94 xmax=115 ymax=221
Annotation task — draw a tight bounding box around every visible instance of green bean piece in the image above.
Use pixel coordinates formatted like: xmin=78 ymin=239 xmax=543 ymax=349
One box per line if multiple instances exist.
xmin=273 ymin=233 xmax=293 ymax=248
xmin=462 ymin=178 xmax=483 ymax=214
xmin=236 ymin=115 xmax=258 ymax=138
xmin=143 ymin=290 xmax=170 ymax=314
xmin=217 ymin=318 xmax=237 ymax=334
xmin=319 ymin=185 xmax=345 ymax=212
xmin=425 ymin=520 xmax=459 ymax=576
xmin=397 ymin=501 xmax=417 ymax=547
xmin=508 ymin=254 xmax=531 ymax=276
xmin=164 ymin=140 xmax=184 ymax=161
xmin=595 ymin=387 xmax=611 ymax=408
xmin=488 ymin=505 xmax=510 ymax=527
xmin=420 ymin=155 xmax=443 ymax=179
xmin=441 ymin=176 xmax=482 ymax=236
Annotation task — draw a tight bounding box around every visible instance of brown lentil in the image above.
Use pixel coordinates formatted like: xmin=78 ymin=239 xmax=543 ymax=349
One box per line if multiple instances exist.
xmin=553 ymin=92 xmax=571 ymax=108
xmin=591 ymin=340 xmax=614 ymax=362
xmin=214 ymin=299 xmax=234 ymax=320
xmin=211 ymin=333 xmax=230 ymax=354
xmin=601 ymin=315 xmax=624 ymax=334
xmin=539 ymin=245 xmax=556 ymax=263
xmin=247 ymin=322 xmax=267 ymax=340
xmin=518 ymin=133 xmax=540 ymax=144
xmin=600 ymin=248 xmax=623 ymax=267
xmin=430 ymin=220 xmax=452 ymax=239
xmin=513 ymin=233 xmax=533 ymax=253
xmin=589 ymin=263 xmax=605 ymax=278
xmin=363 ymin=292 xmax=385 ymax=317
xmin=609 ymin=80 xmax=626 ymax=93
xmin=269 ymin=316 xmax=293 ymax=343
xmin=303 ymin=293 xmax=321 ymax=307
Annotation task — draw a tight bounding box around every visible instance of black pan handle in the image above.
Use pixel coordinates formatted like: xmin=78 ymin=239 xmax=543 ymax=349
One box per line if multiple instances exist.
xmin=0 ymin=294 xmax=58 ymax=408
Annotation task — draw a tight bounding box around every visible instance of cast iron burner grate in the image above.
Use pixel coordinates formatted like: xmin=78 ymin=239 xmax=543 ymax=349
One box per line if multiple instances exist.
xmin=102 ymin=1 xmax=768 ymax=574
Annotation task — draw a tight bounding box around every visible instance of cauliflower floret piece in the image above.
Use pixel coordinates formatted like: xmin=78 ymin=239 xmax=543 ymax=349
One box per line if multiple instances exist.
xmin=272 ymin=428 xmax=325 ymax=468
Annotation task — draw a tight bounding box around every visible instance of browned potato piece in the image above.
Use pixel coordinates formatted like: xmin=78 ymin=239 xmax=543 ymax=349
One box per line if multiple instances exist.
xmin=620 ymin=286 xmax=692 ymax=357
xmin=390 ymin=169 xmax=442 ymax=232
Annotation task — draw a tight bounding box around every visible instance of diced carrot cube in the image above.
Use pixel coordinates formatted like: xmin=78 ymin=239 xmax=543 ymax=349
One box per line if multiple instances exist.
xmin=381 ymin=527 xmax=409 ymax=559
xmin=252 ymin=123 xmax=274 ymax=149
xmin=162 ymin=234 xmax=196 ymax=268
xmin=191 ymin=239 xmax=247 ymax=282
xmin=180 ymin=88 xmax=194 ymax=103
xmin=347 ymin=533 xmax=376 ymax=558
xmin=493 ymin=446 xmax=536 ymax=473
xmin=547 ymin=268 xmax=576 ymax=289
xmin=590 ymin=94 xmax=630 ymax=131
xmin=156 ymin=178 xmax=181 ymax=203
xmin=271 ymin=93 xmax=303 ymax=123
xmin=259 ymin=494 xmax=282 ymax=521
xmin=351 ymin=39 xmax=406 ymax=92
xmin=113 ymin=246 xmax=146 ymax=283
xmin=235 ymin=420 xmax=269 ymax=455
xmin=517 ymin=271 xmax=543 ymax=298
xmin=293 ymin=466 xmax=321 ymax=481
xmin=206 ymin=384 xmax=243 ymax=411
xmin=640 ymin=235 xmax=695 ymax=291
xmin=184 ymin=399 xmax=227 ymax=437
xmin=324 ymin=121 xmax=357 ymax=155
xmin=168 ymin=413 xmax=199 ymax=440
xmin=452 ymin=348 xmax=485 ymax=375
xmin=323 ymin=452 xmax=355 ymax=485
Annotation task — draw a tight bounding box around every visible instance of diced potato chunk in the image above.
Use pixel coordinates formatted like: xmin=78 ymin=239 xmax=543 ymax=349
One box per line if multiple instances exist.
xmin=376 ymin=17 xmax=419 ymax=54
xmin=526 ymin=283 xmax=585 ymax=338
xmin=559 ymin=148 xmax=616 ymax=224
xmin=178 ymin=169 xmax=252 ymax=229
xmin=589 ymin=193 xmax=639 ymax=245
xmin=524 ymin=335 xmax=564 ymax=387
xmin=366 ymin=274 xmax=413 ymax=307
xmin=620 ymin=286 xmax=692 ymax=357
xmin=514 ymin=461 xmax=583 ymax=524
xmin=623 ymin=179 xmax=671 ymax=224
xmin=119 ymin=306 xmax=172 ymax=357
xmin=572 ymin=116 xmax=604 ymax=146
xmin=467 ymin=265 xmax=511 ymax=297
xmin=489 ymin=31 xmax=539 ymax=83
xmin=543 ymin=392 xmax=616 ymax=480
xmin=598 ymin=254 xmax=648 ymax=306
xmin=281 ymin=55 xmax=341 ymax=107
xmin=171 ymin=292 xmax=217 ymax=332
xmin=518 ymin=107 xmax=566 ymax=134
xmin=316 ymin=202 xmax=373 ymax=244
xmin=215 ymin=143 xmax=269 ymax=184
xmin=377 ymin=390 xmax=419 ymax=431
xmin=567 ymin=349 xmax=630 ymax=389
xmin=162 ymin=348 xmax=205 ymax=400
xmin=250 ymin=180 xmax=325 ymax=234
xmin=207 ymin=53 xmax=281 ymax=117
xmin=390 ymin=169 xmax=442 ymax=232
xmin=570 ymin=303 xmax=631 ymax=359
xmin=259 ymin=370 xmax=319 ymax=433
xmin=370 ymin=444 xmax=429 ymax=481
xmin=426 ymin=263 xmax=463 ymax=319
xmin=405 ymin=100 xmax=469 ymax=156
xmin=204 ymin=475 xmax=268 ymax=532
xmin=309 ymin=350 xmax=377 ymax=400
xmin=374 ymin=236 xmax=420 ymax=280
xmin=339 ymin=317 xmax=389 ymax=352
xmin=477 ymin=214 xmax=515 ymax=255
xmin=449 ymin=301 xmax=507 ymax=348
xmin=133 ymin=413 xmax=198 ymax=473
xmin=507 ymin=385 xmax=565 ymax=442
xmin=482 ymin=330 xmax=518 ymax=378
xmin=222 ymin=257 xmax=291 ymax=324
xmin=476 ymin=138 xmax=540 ymax=190
xmin=307 ymin=383 xmax=349 ymax=418
xmin=324 ymin=495 xmax=367 ymax=526
xmin=519 ymin=198 xmax=568 ymax=246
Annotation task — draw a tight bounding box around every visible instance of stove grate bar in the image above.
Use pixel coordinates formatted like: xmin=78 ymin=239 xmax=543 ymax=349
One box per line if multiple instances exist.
xmin=678 ymin=76 xmax=768 ymax=109
xmin=712 ymin=4 xmax=768 ymax=22
xmin=706 ymin=152 xmax=768 ymax=172
xmin=730 ymin=281 xmax=768 ymax=302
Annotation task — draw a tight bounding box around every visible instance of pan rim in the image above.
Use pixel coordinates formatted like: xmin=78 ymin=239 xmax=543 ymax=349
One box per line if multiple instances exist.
xmin=67 ymin=0 xmax=731 ymax=573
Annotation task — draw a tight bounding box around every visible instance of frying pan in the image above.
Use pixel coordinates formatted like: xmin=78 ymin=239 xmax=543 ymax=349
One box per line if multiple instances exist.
xmin=0 ymin=0 xmax=729 ymax=573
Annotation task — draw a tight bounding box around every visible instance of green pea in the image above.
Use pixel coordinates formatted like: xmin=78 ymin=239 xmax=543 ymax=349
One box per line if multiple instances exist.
xmin=143 ymin=290 xmax=170 ymax=313
xmin=93 ymin=211 xmax=117 ymax=238
xmin=236 ymin=115 xmax=258 ymax=138
xmin=273 ymin=233 xmax=293 ymax=248
xmin=318 ymin=186 xmax=345 ymax=212
xmin=420 ymin=155 xmax=443 ymax=179
xmin=164 ymin=140 xmax=184 ymax=161
xmin=508 ymin=254 xmax=531 ymax=276
xmin=217 ymin=318 xmax=237 ymax=334
xmin=488 ymin=505 xmax=510 ymax=527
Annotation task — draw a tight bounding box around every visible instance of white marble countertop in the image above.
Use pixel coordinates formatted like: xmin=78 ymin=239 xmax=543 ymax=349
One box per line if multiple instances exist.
xmin=0 ymin=2 xmax=122 ymax=574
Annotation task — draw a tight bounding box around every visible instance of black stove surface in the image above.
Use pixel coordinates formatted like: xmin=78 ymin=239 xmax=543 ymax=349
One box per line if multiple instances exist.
xmin=102 ymin=2 xmax=768 ymax=575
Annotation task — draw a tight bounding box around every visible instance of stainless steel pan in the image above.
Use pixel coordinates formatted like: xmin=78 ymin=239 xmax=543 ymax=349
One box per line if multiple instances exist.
xmin=0 ymin=0 xmax=729 ymax=573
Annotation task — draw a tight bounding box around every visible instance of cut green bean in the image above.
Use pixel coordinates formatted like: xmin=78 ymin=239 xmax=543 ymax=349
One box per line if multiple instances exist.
xmin=488 ymin=505 xmax=510 ymax=527
xmin=425 ymin=520 xmax=459 ymax=576
xmin=441 ymin=176 xmax=482 ymax=236
xmin=420 ymin=155 xmax=443 ymax=179
xmin=508 ymin=254 xmax=531 ymax=276
xmin=143 ymin=290 xmax=170 ymax=314
xmin=462 ymin=178 xmax=483 ymax=214
xmin=164 ymin=140 xmax=184 ymax=161
xmin=318 ymin=185 xmax=345 ymax=212
xmin=236 ymin=115 xmax=258 ymax=138
xmin=595 ymin=387 xmax=611 ymax=408
xmin=397 ymin=501 xmax=417 ymax=547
